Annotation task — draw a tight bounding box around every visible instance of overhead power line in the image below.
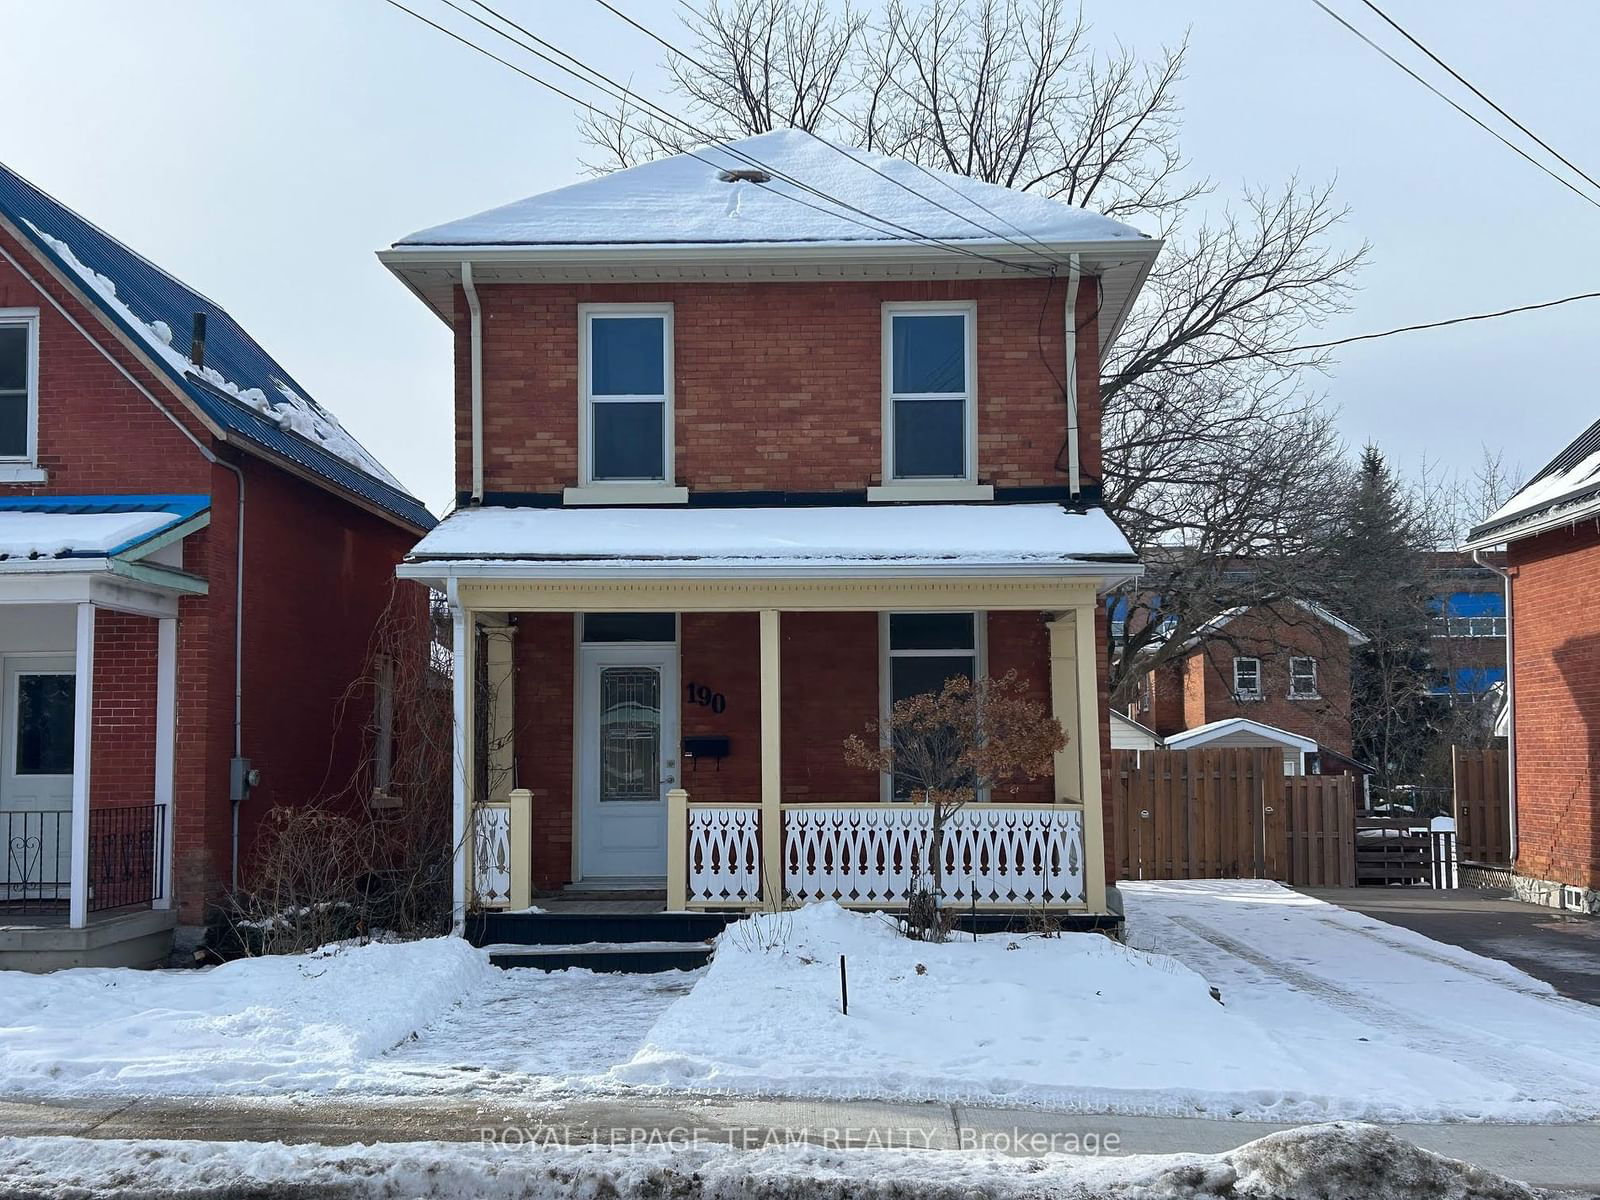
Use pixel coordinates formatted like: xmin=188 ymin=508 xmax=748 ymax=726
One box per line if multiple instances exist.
xmin=1310 ymin=0 xmax=1600 ymax=213
xmin=1261 ymin=290 xmax=1600 ymax=359
xmin=1358 ymin=0 xmax=1600 ymax=195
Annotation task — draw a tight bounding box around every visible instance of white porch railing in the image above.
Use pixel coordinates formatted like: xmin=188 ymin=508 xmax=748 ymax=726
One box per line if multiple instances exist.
xmin=471 ymin=789 xmax=532 ymax=910
xmin=674 ymin=795 xmax=1087 ymax=910
xmin=785 ymin=805 xmax=1086 ymax=907
xmin=685 ymin=803 xmax=764 ymax=904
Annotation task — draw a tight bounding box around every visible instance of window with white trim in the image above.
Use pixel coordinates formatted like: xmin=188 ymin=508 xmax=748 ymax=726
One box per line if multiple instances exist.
xmin=580 ymin=305 xmax=672 ymax=484
xmin=884 ymin=303 xmax=975 ymax=482
xmin=1288 ymin=656 xmax=1319 ymax=699
xmin=884 ymin=612 xmax=982 ymax=799
xmin=1232 ymin=656 xmax=1262 ymax=701
xmin=0 ymin=311 xmax=39 ymax=463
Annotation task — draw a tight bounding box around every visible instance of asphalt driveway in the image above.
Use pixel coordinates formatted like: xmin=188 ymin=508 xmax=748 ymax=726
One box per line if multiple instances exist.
xmin=1301 ymin=886 xmax=1600 ymax=1006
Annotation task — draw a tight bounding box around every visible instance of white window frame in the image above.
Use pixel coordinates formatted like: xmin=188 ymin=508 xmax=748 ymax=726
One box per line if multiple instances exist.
xmin=1232 ymin=656 xmax=1262 ymax=701
xmin=0 ymin=308 xmax=44 ymax=483
xmin=568 ymin=302 xmax=686 ymax=505
xmin=1288 ymin=655 xmax=1319 ymax=699
xmin=878 ymin=610 xmax=987 ymax=803
xmin=872 ymin=301 xmax=988 ymax=500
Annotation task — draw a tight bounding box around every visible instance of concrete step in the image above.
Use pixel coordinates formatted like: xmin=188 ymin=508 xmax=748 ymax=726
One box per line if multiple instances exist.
xmin=483 ymin=941 xmax=713 ymax=973
xmin=467 ymin=910 xmax=739 ymax=947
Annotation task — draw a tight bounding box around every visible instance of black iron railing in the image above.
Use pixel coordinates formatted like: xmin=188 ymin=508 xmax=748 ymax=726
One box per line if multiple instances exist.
xmin=3 ymin=809 xmax=71 ymax=913
xmin=89 ymin=803 xmax=166 ymax=912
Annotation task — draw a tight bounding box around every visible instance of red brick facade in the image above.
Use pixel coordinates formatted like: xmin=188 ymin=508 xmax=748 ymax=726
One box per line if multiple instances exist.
xmin=1506 ymin=522 xmax=1600 ymax=891
xmin=1139 ymin=603 xmax=1355 ymax=756
xmin=0 ymin=222 xmax=420 ymax=922
xmin=466 ymin=270 xmax=1117 ymax=893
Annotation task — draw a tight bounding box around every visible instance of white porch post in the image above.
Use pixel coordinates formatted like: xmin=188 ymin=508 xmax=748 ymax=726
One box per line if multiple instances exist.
xmin=1073 ymin=604 xmax=1108 ymax=913
xmin=69 ymin=602 xmax=95 ymax=929
xmin=152 ymin=616 xmax=177 ymax=910
xmin=759 ymin=609 xmax=782 ymax=904
xmin=449 ymin=590 xmax=476 ymax=935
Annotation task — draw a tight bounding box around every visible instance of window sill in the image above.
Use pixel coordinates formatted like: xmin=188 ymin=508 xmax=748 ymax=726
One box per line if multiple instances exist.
xmin=867 ymin=483 xmax=994 ymax=503
xmin=1288 ymin=693 xmax=1323 ymax=702
xmin=563 ymin=484 xmax=689 ymax=506
xmin=1233 ymin=694 xmax=1264 ymax=703
xmin=0 ymin=464 xmax=47 ymax=484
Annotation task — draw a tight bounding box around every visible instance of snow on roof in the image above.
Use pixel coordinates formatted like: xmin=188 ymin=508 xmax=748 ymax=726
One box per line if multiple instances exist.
xmin=0 ymin=510 xmax=172 ymax=560
xmin=1164 ymin=718 xmax=1318 ymax=754
xmin=1176 ymin=598 xmax=1369 ymax=651
xmin=407 ymin=502 xmax=1137 ymax=571
xmin=0 ymin=161 xmax=431 ymax=530
xmin=398 ymin=130 xmax=1150 ymax=250
xmin=1466 ymin=415 xmax=1600 ymax=548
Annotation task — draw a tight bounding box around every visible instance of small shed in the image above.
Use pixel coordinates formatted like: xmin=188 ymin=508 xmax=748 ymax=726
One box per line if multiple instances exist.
xmin=1163 ymin=717 xmax=1318 ymax=775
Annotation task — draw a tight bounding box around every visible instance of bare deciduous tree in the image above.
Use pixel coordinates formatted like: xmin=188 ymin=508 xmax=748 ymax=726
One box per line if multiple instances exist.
xmin=581 ymin=0 xmax=1366 ymax=698
xmin=843 ymin=671 xmax=1063 ymax=940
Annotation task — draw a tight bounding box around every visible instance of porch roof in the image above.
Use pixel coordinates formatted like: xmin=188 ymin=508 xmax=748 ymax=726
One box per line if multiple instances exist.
xmin=0 ymin=495 xmax=208 ymax=562
xmin=403 ymin=502 xmax=1139 ymax=579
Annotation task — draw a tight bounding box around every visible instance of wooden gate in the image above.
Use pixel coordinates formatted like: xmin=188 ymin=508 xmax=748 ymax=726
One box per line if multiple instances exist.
xmin=1452 ymin=746 xmax=1511 ymax=865
xmin=1111 ymin=748 xmax=1354 ymax=887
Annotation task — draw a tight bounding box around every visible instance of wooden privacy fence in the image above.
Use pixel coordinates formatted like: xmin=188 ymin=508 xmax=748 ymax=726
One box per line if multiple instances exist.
xmin=1111 ymin=749 xmax=1355 ymax=887
xmin=1452 ymin=746 xmax=1511 ymax=865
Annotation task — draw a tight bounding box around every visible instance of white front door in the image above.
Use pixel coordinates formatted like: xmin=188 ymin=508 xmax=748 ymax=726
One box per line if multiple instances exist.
xmin=1 ymin=655 xmax=75 ymax=894
xmin=577 ymin=643 xmax=679 ymax=881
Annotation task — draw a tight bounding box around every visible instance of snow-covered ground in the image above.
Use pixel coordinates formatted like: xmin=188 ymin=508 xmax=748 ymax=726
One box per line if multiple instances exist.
xmin=0 ymin=1124 xmax=1534 ymax=1200
xmin=4 ymin=884 xmax=1600 ymax=1124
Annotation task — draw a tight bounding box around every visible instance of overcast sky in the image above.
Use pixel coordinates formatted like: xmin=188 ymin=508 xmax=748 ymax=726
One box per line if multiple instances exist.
xmin=1 ymin=1 xmax=1594 ymax=515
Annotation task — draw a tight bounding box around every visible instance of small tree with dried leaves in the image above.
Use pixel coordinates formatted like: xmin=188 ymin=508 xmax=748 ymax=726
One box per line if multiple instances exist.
xmin=843 ymin=671 xmax=1064 ymax=940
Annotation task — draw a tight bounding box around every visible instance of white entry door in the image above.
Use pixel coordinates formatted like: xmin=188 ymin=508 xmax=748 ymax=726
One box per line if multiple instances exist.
xmin=577 ymin=643 xmax=679 ymax=882
xmin=1 ymin=655 xmax=75 ymax=894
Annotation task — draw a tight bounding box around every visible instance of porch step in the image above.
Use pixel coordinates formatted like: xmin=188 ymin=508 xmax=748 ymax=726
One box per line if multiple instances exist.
xmin=484 ymin=941 xmax=712 ymax=973
xmin=467 ymin=910 xmax=739 ymax=948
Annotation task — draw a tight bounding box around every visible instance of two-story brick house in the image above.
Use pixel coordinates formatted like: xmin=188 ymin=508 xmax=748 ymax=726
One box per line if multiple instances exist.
xmin=0 ymin=163 xmax=432 ymax=967
xmin=1129 ymin=599 xmax=1367 ymax=774
xmin=1465 ymin=419 xmax=1600 ymax=912
xmin=383 ymin=131 xmax=1159 ymax=935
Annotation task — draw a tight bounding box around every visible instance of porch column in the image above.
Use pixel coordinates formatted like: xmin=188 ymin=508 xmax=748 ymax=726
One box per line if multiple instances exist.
xmin=483 ymin=619 xmax=516 ymax=798
xmin=69 ymin=602 xmax=95 ymax=929
xmin=759 ymin=608 xmax=782 ymax=903
xmin=449 ymin=590 xmax=476 ymax=934
xmin=1048 ymin=607 xmax=1107 ymax=913
xmin=152 ymin=616 xmax=177 ymax=910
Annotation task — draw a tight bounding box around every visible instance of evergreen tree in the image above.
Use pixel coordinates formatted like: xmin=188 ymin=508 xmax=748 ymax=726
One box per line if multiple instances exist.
xmin=1328 ymin=445 xmax=1438 ymax=797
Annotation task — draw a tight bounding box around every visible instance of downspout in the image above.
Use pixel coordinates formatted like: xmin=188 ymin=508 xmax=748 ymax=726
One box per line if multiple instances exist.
xmin=1062 ymin=254 xmax=1082 ymax=500
xmin=461 ymin=261 xmax=484 ymax=505
xmin=1473 ymin=547 xmax=1516 ymax=860
xmin=0 ymin=240 xmax=253 ymax=894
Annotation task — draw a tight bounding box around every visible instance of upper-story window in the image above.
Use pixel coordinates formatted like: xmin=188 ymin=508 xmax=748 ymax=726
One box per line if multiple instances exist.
xmin=1288 ymin=656 xmax=1319 ymax=699
xmin=1232 ymin=656 xmax=1262 ymax=701
xmin=883 ymin=302 xmax=976 ymax=484
xmin=0 ymin=310 xmax=40 ymax=467
xmin=579 ymin=304 xmax=674 ymax=487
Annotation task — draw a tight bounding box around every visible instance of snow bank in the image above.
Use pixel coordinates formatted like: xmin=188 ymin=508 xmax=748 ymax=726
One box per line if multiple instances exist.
xmin=613 ymin=902 xmax=1292 ymax=1112
xmin=24 ymin=222 xmax=403 ymax=489
xmin=0 ymin=938 xmax=494 ymax=1097
xmin=0 ymin=1124 xmax=1533 ymax=1200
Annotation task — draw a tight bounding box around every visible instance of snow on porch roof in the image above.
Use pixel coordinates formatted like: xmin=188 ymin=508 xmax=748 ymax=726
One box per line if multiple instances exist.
xmin=406 ymin=502 xmax=1138 ymax=573
xmin=0 ymin=494 xmax=208 ymax=561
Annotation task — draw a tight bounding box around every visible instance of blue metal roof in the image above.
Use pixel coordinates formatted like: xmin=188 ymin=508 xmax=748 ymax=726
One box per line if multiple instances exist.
xmin=0 ymin=494 xmax=209 ymax=558
xmin=0 ymin=162 xmax=434 ymax=532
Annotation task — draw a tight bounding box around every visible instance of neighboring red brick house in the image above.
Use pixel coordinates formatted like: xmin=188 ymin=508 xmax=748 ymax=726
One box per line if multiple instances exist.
xmin=0 ymin=163 xmax=432 ymax=968
xmin=382 ymin=132 xmax=1159 ymax=933
xmin=1466 ymin=421 xmax=1600 ymax=912
xmin=1129 ymin=599 xmax=1366 ymax=773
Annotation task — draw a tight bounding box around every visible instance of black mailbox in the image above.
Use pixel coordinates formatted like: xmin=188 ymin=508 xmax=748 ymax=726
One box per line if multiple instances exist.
xmin=683 ymin=735 xmax=731 ymax=762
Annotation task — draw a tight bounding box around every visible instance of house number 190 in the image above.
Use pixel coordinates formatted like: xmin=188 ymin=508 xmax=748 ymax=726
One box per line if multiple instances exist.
xmin=685 ymin=682 xmax=727 ymax=714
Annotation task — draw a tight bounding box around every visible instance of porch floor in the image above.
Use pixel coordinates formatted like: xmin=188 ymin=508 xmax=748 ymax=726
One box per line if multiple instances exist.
xmin=537 ymin=890 xmax=667 ymax=915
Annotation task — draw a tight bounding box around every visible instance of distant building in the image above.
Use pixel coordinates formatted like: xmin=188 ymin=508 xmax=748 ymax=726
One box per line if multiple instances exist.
xmin=1427 ymin=549 xmax=1508 ymax=711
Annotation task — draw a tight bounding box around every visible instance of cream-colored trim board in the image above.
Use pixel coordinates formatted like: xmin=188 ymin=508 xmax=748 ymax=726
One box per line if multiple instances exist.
xmin=759 ymin=610 xmax=782 ymax=900
xmin=1072 ymin=603 xmax=1108 ymax=914
xmin=454 ymin=576 xmax=1102 ymax=615
xmin=1047 ymin=613 xmax=1083 ymax=803
xmin=866 ymin=484 xmax=994 ymax=503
